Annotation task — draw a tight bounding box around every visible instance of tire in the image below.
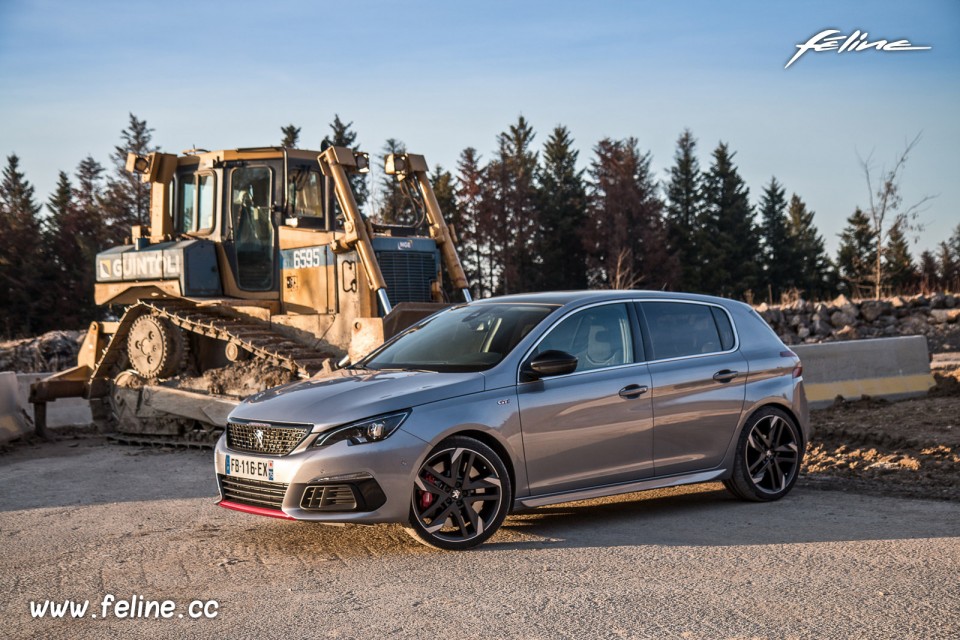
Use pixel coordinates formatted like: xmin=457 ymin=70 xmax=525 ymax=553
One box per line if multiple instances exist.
xmin=405 ymin=436 xmax=511 ymax=550
xmin=725 ymin=406 xmax=804 ymax=502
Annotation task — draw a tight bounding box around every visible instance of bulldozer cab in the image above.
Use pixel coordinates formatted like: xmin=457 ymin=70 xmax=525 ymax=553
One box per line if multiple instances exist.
xmin=169 ymin=149 xmax=337 ymax=296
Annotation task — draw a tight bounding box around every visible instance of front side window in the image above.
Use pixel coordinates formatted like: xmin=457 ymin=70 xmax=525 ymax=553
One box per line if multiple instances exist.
xmin=533 ymin=304 xmax=635 ymax=372
xmin=359 ymin=304 xmax=556 ymax=373
xmin=197 ymin=174 xmax=215 ymax=231
xmin=231 ymin=166 xmax=275 ymax=291
xmin=642 ymin=302 xmax=729 ymax=360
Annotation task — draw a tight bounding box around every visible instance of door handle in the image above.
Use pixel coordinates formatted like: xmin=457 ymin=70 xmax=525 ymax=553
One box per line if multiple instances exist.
xmin=713 ymin=369 xmax=739 ymax=383
xmin=619 ymin=384 xmax=649 ymax=399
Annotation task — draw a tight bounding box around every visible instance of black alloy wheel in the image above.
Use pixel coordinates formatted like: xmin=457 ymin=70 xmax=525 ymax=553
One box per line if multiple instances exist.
xmin=406 ymin=436 xmax=511 ymax=550
xmin=724 ymin=407 xmax=804 ymax=502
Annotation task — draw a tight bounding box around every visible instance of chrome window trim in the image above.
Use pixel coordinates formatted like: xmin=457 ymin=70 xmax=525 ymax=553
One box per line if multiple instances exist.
xmin=516 ymin=298 xmax=741 ymax=384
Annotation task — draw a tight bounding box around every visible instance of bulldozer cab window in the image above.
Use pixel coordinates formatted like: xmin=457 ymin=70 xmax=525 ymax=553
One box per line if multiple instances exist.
xmin=178 ymin=174 xmax=196 ymax=233
xmin=197 ymin=173 xmax=216 ymax=231
xmin=231 ymin=166 xmax=275 ymax=291
xmin=287 ymin=167 xmax=324 ymax=220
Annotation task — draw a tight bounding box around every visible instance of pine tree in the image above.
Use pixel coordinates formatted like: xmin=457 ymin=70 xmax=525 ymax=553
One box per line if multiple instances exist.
xmin=454 ymin=148 xmax=491 ymax=298
xmin=376 ymin=139 xmax=413 ymax=225
xmin=583 ymin=138 xmax=675 ymax=290
xmin=883 ymin=220 xmax=917 ymax=294
xmin=757 ymin=177 xmax=790 ymax=301
xmin=102 ymin=113 xmax=157 ymax=244
xmin=939 ymin=241 xmax=959 ymax=293
xmin=430 ymin=165 xmax=456 ymax=226
xmin=321 ymin=114 xmax=368 ymax=209
xmin=664 ymin=129 xmax=704 ymax=291
xmin=786 ymin=194 xmax=834 ymax=299
xmin=0 ymin=154 xmax=45 ymax=336
xmin=699 ymin=143 xmax=760 ymax=298
xmin=537 ymin=125 xmax=587 ymax=291
xmin=836 ymin=207 xmax=877 ymax=298
xmin=43 ymin=171 xmax=75 ymax=299
xmin=918 ymin=250 xmax=939 ymax=292
xmin=948 ymin=223 xmax=960 ymax=291
xmin=280 ymin=124 xmax=301 ymax=148
xmin=486 ymin=116 xmax=540 ymax=293
xmin=43 ymin=157 xmax=107 ymax=329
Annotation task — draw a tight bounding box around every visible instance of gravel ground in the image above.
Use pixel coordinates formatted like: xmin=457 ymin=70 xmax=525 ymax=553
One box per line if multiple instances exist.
xmin=2 ymin=436 xmax=959 ymax=639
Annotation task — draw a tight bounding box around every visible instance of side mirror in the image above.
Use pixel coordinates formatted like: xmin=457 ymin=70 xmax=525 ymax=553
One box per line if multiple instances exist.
xmin=522 ymin=350 xmax=578 ymax=381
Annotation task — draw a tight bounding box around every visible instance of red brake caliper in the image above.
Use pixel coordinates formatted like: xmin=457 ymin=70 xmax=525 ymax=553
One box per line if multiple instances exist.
xmin=419 ymin=473 xmax=436 ymax=510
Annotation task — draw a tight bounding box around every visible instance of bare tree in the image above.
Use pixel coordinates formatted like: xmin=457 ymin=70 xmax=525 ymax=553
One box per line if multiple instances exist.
xmin=608 ymin=248 xmax=643 ymax=290
xmin=859 ymin=133 xmax=936 ymax=298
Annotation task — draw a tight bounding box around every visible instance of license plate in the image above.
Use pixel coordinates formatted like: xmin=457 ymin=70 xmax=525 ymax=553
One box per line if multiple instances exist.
xmin=224 ymin=454 xmax=275 ymax=481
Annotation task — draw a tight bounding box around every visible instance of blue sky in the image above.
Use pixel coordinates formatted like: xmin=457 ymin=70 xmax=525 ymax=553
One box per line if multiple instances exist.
xmin=1 ymin=0 xmax=957 ymax=255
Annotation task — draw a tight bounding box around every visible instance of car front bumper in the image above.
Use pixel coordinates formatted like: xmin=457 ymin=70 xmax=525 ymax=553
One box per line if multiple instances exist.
xmin=213 ymin=428 xmax=428 ymax=524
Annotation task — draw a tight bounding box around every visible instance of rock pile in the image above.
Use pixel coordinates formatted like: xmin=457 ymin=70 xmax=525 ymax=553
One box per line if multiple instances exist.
xmin=756 ymin=293 xmax=960 ymax=351
xmin=0 ymin=331 xmax=85 ymax=373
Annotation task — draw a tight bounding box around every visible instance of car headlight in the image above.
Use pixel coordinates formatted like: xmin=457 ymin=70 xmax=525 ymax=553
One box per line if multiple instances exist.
xmin=313 ymin=411 xmax=410 ymax=447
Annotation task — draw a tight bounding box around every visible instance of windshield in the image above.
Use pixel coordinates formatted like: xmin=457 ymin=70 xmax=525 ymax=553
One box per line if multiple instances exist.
xmin=358 ymin=304 xmax=557 ymax=373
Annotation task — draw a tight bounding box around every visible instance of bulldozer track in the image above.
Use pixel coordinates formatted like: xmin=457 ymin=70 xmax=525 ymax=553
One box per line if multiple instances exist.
xmin=89 ymin=299 xmax=334 ymax=397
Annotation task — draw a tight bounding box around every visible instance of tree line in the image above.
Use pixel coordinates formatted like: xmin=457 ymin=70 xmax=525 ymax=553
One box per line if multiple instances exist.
xmin=2 ymin=114 xmax=958 ymax=338
xmin=362 ymin=119 xmax=959 ymax=304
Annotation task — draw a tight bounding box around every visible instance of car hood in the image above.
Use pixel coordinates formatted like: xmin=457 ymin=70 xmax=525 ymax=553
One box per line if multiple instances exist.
xmin=228 ymin=368 xmax=486 ymax=430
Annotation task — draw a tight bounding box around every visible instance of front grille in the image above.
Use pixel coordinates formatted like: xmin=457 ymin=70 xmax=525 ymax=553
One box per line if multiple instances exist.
xmin=219 ymin=475 xmax=289 ymax=510
xmin=226 ymin=421 xmax=310 ymax=455
xmin=376 ymin=250 xmax=436 ymax=304
xmin=300 ymin=484 xmax=358 ymax=511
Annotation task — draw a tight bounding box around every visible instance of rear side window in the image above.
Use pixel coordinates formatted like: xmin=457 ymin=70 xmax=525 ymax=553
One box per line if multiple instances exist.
xmin=641 ymin=302 xmax=730 ymax=360
xmin=710 ymin=307 xmax=736 ymax=351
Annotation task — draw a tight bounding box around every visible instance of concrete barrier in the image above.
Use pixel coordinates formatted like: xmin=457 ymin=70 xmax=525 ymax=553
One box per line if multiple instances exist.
xmin=1 ymin=372 xmax=31 ymax=443
xmin=793 ymin=336 xmax=935 ymax=409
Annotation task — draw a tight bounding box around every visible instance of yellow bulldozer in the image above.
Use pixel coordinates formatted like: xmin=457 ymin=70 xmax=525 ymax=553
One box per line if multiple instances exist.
xmin=30 ymin=145 xmax=471 ymax=444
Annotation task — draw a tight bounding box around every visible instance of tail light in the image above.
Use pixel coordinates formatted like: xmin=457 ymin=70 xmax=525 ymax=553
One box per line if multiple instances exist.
xmin=780 ymin=350 xmax=802 ymax=378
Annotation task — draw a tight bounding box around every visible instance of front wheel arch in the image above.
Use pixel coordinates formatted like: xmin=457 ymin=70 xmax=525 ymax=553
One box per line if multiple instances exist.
xmin=449 ymin=429 xmax=517 ymax=507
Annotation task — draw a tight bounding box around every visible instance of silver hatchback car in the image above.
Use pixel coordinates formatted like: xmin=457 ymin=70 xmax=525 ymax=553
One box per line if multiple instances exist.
xmin=215 ymin=291 xmax=808 ymax=549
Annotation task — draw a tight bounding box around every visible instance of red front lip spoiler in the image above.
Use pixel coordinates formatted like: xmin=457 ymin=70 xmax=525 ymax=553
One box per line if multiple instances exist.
xmin=218 ymin=500 xmax=295 ymax=520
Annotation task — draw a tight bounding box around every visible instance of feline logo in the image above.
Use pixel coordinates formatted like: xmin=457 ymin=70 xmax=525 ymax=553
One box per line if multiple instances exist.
xmin=786 ymin=29 xmax=931 ymax=69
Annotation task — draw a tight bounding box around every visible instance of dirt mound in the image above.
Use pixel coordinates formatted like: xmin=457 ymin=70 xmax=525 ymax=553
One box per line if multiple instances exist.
xmin=929 ymin=368 xmax=960 ymax=398
xmin=801 ymin=391 xmax=960 ymax=500
xmin=0 ymin=331 xmax=84 ymax=373
xmin=170 ymin=360 xmax=300 ymax=398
